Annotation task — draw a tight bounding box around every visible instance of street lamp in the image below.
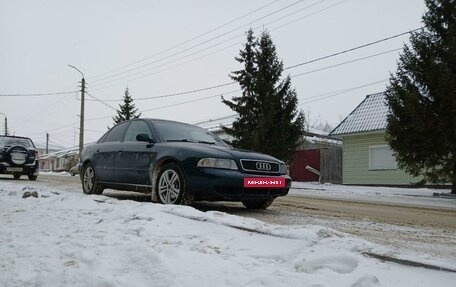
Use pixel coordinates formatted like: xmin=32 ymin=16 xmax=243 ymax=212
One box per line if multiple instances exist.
xmin=0 ymin=112 xmax=7 ymax=136
xmin=68 ymin=65 xmax=86 ymax=155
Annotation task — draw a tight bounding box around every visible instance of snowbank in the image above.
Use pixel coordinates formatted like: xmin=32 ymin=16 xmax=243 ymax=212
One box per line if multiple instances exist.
xmin=1 ymin=180 xmax=455 ymax=286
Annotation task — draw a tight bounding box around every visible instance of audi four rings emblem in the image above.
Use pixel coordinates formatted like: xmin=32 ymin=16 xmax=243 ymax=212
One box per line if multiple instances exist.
xmin=255 ymin=162 xmax=272 ymax=171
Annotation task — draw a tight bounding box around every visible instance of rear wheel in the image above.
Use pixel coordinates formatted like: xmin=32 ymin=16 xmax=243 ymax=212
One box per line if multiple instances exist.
xmin=81 ymin=163 xmax=103 ymax=195
xmin=28 ymin=173 xmax=37 ymax=181
xmin=156 ymin=162 xmax=192 ymax=205
xmin=242 ymin=198 xmax=275 ymax=209
xmin=13 ymin=173 xmax=21 ymax=180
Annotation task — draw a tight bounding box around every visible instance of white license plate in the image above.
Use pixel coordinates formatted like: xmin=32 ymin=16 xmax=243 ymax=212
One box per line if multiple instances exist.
xmin=7 ymin=167 xmax=23 ymax=172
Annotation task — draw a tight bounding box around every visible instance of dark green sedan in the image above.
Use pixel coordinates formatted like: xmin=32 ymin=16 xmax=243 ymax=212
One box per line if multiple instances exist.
xmin=79 ymin=119 xmax=291 ymax=209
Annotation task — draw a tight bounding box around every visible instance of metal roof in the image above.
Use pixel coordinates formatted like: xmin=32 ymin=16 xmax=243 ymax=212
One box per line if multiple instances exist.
xmin=330 ymin=93 xmax=388 ymax=135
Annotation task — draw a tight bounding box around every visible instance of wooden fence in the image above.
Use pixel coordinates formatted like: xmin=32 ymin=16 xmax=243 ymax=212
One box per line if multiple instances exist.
xmin=290 ymin=146 xmax=342 ymax=184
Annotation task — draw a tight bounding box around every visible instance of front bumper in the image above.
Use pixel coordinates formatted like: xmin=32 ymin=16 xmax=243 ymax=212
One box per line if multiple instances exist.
xmin=188 ymin=168 xmax=291 ymax=201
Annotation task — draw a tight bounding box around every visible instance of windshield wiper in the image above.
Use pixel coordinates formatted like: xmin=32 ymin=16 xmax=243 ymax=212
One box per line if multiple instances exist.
xmin=166 ymin=139 xmax=216 ymax=145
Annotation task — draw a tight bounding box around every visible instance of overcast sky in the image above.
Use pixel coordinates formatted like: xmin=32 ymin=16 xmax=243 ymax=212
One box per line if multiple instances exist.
xmin=0 ymin=0 xmax=426 ymax=148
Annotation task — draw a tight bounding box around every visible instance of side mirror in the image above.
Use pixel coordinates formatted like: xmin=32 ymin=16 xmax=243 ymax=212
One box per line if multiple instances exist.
xmin=136 ymin=133 xmax=154 ymax=144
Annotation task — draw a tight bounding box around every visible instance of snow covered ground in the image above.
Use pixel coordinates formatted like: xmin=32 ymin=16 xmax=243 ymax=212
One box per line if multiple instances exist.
xmin=291 ymin=182 xmax=456 ymax=210
xmin=1 ymin=178 xmax=456 ymax=286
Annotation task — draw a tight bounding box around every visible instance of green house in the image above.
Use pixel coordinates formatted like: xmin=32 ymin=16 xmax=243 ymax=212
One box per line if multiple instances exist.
xmin=330 ymin=93 xmax=421 ymax=185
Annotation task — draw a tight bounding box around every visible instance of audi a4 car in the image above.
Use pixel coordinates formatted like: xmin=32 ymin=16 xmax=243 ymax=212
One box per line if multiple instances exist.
xmin=79 ymin=118 xmax=291 ymax=209
xmin=0 ymin=135 xmax=39 ymax=180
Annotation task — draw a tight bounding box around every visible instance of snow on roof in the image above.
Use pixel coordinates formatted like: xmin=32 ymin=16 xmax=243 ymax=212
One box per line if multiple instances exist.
xmin=330 ymin=93 xmax=388 ymax=136
xmin=34 ymin=142 xmax=66 ymax=151
xmin=39 ymin=146 xmax=79 ymax=159
xmin=196 ymin=116 xmax=235 ymax=132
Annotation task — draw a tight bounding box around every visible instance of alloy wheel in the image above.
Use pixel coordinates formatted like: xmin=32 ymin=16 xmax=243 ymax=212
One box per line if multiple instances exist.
xmin=158 ymin=169 xmax=181 ymax=204
xmin=83 ymin=166 xmax=94 ymax=193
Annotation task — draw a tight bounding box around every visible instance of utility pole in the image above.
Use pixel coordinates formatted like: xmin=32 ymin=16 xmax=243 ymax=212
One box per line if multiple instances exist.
xmin=0 ymin=112 xmax=7 ymax=135
xmin=80 ymin=77 xmax=85 ymax=155
xmin=46 ymin=133 xmax=49 ymax=154
xmin=68 ymin=65 xmax=85 ymax=156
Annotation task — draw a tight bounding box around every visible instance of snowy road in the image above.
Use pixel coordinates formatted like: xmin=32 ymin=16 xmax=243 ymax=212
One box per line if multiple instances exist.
xmin=1 ymin=174 xmax=456 ymax=286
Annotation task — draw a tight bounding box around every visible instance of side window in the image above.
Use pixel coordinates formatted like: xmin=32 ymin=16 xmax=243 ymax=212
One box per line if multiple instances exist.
xmin=104 ymin=122 xmax=129 ymax=143
xmin=369 ymin=145 xmax=397 ymax=170
xmin=124 ymin=121 xmax=152 ymax=142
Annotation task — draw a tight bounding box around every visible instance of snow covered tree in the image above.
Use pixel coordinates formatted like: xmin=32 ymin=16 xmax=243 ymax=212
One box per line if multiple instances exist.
xmin=385 ymin=0 xmax=456 ymax=193
xmin=223 ymin=30 xmax=305 ymax=163
xmin=112 ymin=88 xmax=141 ymax=125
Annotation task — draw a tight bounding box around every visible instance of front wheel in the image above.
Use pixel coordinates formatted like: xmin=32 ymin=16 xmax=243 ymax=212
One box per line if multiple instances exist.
xmin=81 ymin=163 xmax=103 ymax=195
xmin=156 ymin=162 xmax=192 ymax=205
xmin=242 ymin=198 xmax=275 ymax=209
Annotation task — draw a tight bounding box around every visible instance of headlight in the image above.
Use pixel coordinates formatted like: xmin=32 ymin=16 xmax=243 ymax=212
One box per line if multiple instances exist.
xmin=197 ymin=158 xmax=238 ymax=170
xmin=279 ymin=164 xmax=289 ymax=175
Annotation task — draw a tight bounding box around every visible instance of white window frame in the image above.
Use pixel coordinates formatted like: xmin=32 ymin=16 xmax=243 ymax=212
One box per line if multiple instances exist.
xmin=369 ymin=144 xmax=397 ymax=170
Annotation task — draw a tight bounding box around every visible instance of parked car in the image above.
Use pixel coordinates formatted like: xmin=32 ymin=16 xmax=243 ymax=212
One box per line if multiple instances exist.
xmin=69 ymin=164 xmax=80 ymax=176
xmin=79 ymin=119 xmax=291 ymax=209
xmin=0 ymin=135 xmax=39 ymax=180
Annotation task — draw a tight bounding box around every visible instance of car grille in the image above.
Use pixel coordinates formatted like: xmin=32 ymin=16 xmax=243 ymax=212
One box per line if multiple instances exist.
xmin=240 ymin=160 xmax=280 ymax=174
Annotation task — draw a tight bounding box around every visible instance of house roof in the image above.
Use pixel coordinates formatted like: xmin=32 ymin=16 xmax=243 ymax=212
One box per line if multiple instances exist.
xmin=330 ymin=93 xmax=388 ymax=136
xmin=39 ymin=146 xmax=79 ymax=159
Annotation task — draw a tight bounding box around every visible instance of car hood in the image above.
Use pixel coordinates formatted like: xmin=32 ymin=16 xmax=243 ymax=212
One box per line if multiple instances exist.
xmin=162 ymin=142 xmax=284 ymax=163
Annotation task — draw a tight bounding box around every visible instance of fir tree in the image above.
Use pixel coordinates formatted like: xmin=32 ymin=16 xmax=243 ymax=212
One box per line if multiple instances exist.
xmin=112 ymin=88 xmax=141 ymax=125
xmin=222 ymin=29 xmax=259 ymax=149
xmin=223 ymin=30 xmax=305 ymax=164
xmin=385 ymin=0 xmax=456 ymax=193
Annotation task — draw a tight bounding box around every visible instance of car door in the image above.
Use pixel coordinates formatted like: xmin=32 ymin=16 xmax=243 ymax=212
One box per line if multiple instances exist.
xmin=93 ymin=121 xmax=129 ymax=182
xmin=114 ymin=120 xmax=156 ymax=185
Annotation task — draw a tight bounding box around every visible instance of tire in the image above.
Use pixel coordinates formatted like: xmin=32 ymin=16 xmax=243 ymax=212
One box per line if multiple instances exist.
xmin=156 ymin=162 xmax=193 ymax=205
xmin=70 ymin=172 xmax=75 ymax=176
xmin=6 ymin=146 xmax=28 ymax=165
xmin=13 ymin=173 xmax=21 ymax=180
xmin=28 ymin=174 xmax=37 ymax=181
xmin=81 ymin=163 xmax=103 ymax=195
xmin=242 ymin=198 xmax=275 ymax=209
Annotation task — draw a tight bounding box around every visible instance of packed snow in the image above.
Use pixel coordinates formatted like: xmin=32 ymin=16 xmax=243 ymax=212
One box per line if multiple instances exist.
xmin=1 ymin=178 xmax=456 ymax=286
xmin=291 ymin=181 xmax=456 ymax=210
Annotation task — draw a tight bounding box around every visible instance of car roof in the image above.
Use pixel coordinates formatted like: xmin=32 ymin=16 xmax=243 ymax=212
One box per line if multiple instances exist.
xmin=129 ymin=118 xmax=199 ymax=127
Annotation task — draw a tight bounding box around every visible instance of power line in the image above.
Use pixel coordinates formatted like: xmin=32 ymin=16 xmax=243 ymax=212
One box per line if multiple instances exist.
xmin=27 ymin=121 xmax=79 ymax=136
xmin=0 ymin=91 xmax=78 ymax=97
xmin=290 ymin=48 xmax=402 ymax=78
xmin=89 ymin=40 xmax=241 ymax=90
xmin=140 ymin=89 xmax=240 ymax=114
xmin=91 ymin=27 xmax=415 ymax=103
xmin=298 ymin=79 xmax=388 ymax=105
xmin=136 ymin=82 xmax=236 ymax=101
xmin=89 ymin=0 xmax=334 ymax=89
xmin=88 ymin=0 xmax=314 ymax=85
xmin=13 ymin=91 xmax=78 ymax=131
xmin=85 ymin=82 xmax=237 ymax=102
xmin=85 ymin=91 xmax=117 ymax=111
xmin=89 ymin=0 xmax=282 ymax=80
xmin=90 ymin=46 xmax=403 ymax=108
xmin=194 ymin=79 xmax=389 ymax=127
xmin=284 ymin=28 xmax=422 ymax=71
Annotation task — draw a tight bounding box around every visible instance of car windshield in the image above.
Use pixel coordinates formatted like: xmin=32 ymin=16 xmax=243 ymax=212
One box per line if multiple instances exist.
xmin=0 ymin=137 xmax=34 ymax=148
xmin=153 ymin=121 xmax=228 ymax=146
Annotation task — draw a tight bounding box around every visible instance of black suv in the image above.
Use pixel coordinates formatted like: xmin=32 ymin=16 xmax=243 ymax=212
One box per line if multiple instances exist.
xmin=0 ymin=135 xmax=39 ymax=180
